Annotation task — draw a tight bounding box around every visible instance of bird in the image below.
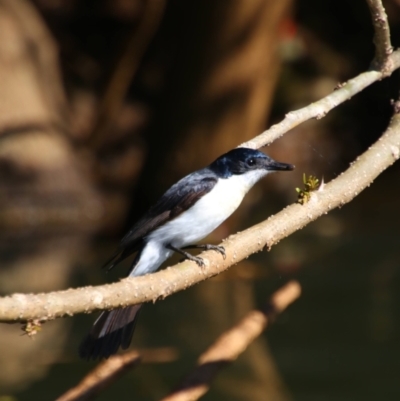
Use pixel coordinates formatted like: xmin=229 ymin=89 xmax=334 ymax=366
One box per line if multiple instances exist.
xmin=79 ymin=147 xmax=294 ymax=360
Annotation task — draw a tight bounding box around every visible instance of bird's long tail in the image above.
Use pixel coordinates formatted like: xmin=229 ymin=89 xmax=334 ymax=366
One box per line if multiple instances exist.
xmin=79 ymin=304 xmax=142 ymax=360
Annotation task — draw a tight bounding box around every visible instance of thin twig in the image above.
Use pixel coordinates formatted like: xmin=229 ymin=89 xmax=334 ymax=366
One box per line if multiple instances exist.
xmin=1 ymin=52 xmax=400 ymax=323
xmin=89 ymin=0 xmax=165 ymax=150
xmin=56 ymin=351 xmax=141 ymax=401
xmin=365 ymin=0 xmax=393 ymax=74
xmin=160 ymin=281 xmax=301 ymax=401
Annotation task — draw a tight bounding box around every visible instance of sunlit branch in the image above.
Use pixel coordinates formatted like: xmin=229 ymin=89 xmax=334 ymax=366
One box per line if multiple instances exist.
xmin=0 ymin=93 xmax=399 ymax=322
xmin=240 ymin=49 xmax=400 ymax=150
xmin=365 ymin=0 xmax=393 ymax=74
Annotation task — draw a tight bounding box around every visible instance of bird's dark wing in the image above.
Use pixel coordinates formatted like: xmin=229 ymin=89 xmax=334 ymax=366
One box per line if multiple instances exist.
xmin=118 ymin=170 xmax=217 ymax=253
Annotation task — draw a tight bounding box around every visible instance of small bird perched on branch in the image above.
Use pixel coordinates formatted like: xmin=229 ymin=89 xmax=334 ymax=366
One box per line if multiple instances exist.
xmin=79 ymin=147 xmax=294 ymax=360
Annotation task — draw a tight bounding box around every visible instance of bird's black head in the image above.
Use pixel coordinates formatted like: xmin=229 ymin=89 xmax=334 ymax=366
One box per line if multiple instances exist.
xmin=209 ymin=148 xmax=294 ymax=178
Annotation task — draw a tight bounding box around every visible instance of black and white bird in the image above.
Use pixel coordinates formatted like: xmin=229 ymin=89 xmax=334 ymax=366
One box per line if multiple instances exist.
xmin=79 ymin=147 xmax=294 ymax=360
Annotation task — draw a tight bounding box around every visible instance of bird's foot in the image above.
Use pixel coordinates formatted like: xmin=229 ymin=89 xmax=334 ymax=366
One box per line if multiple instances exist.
xmin=182 ymin=244 xmax=226 ymax=259
xmin=201 ymin=244 xmax=226 ymax=259
xmin=184 ymin=254 xmax=205 ymax=268
xmin=168 ymin=244 xmax=206 ymax=268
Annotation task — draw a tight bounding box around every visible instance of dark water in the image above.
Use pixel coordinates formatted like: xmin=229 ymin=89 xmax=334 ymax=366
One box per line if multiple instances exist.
xmin=2 ymin=168 xmax=400 ymax=401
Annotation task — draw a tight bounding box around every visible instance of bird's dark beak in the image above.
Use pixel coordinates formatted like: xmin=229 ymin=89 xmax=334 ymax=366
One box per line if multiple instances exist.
xmin=266 ymin=159 xmax=295 ymax=172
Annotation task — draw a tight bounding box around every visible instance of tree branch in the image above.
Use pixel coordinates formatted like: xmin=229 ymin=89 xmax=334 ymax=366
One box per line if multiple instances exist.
xmin=160 ymin=281 xmax=301 ymax=401
xmin=56 ymin=351 xmax=141 ymax=401
xmin=2 ymin=41 xmax=400 ymax=324
xmin=1 ymin=89 xmax=399 ymax=322
xmin=241 ymin=49 xmax=400 ymax=150
xmin=89 ymin=0 xmax=166 ymax=150
xmin=365 ymin=0 xmax=393 ymax=74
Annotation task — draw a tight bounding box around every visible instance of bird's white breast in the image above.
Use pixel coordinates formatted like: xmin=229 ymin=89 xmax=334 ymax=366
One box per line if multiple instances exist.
xmin=148 ymin=169 xmax=268 ymax=247
xmin=130 ymin=169 xmax=269 ymax=277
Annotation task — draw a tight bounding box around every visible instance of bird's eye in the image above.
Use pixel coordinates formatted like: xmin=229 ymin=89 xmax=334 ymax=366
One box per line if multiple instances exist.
xmin=248 ymin=158 xmax=255 ymax=166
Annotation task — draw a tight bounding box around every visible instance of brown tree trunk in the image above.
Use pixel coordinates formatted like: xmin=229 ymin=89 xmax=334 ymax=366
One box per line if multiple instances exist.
xmin=132 ymin=0 xmax=292 ymax=214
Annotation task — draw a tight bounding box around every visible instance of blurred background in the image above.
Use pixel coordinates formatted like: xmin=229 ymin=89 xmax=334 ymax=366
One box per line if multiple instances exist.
xmin=0 ymin=0 xmax=399 ymax=400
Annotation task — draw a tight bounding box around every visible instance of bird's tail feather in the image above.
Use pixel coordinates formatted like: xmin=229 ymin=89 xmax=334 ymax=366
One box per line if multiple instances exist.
xmin=79 ymin=304 xmax=142 ymax=360
xmin=102 ymin=246 xmax=141 ymax=272
xmin=101 ymin=250 xmax=125 ymax=271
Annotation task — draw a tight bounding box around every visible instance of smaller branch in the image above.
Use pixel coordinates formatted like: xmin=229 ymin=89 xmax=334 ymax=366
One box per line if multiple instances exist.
xmin=365 ymin=0 xmax=393 ymax=75
xmin=241 ymin=49 xmax=400 ymax=150
xmin=56 ymin=351 xmax=141 ymax=401
xmin=160 ymin=281 xmax=301 ymax=401
xmin=89 ymin=0 xmax=165 ymax=150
